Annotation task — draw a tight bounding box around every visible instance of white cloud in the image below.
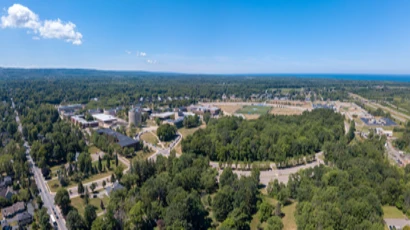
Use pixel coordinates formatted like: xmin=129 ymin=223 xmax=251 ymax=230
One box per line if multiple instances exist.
xmin=1 ymin=4 xmax=82 ymax=45
xmin=125 ymin=50 xmax=131 ymax=55
xmin=146 ymin=59 xmax=157 ymax=64
xmin=39 ymin=19 xmax=82 ymax=45
xmin=1 ymin=4 xmax=40 ymax=29
xmin=136 ymin=51 xmax=147 ymax=57
xmin=32 ymin=36 xmax=40 ymax=40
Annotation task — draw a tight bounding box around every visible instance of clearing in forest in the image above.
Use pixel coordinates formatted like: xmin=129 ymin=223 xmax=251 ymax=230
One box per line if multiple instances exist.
xmin=236 ymin=105 xmax=271 ymax=115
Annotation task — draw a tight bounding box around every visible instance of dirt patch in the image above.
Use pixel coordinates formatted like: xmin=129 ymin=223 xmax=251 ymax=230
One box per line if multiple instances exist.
xmin=269 ymin=107 xmax=304 ymax=116
xmin=217 ymin=104 xmax=243 ymax=115
xmin=243 ymin=114 xmax=260 ymax=120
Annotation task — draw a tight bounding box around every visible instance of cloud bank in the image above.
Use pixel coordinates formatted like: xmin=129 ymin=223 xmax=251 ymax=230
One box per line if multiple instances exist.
xmin=1 ymin=4 xmax=83 ymax=45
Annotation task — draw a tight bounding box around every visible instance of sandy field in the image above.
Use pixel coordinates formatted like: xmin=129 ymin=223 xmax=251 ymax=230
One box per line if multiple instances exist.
xmin=269 ymin=107 xmax=304 ymax=115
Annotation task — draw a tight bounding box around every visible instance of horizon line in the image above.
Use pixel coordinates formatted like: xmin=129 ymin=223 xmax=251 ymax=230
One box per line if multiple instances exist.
xmin=1 ymin=66 xmax=410 ymax=76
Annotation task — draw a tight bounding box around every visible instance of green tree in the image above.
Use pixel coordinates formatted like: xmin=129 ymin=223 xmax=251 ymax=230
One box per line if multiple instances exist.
xmin=259 ymin=201 xmax=273 ymax=222
xmin=347 ymin=120 xmax=356 ymax=142
xmin=157 ymin=124 xmax=177 ymax=141
xmin=219 ymin=167 xmax=237 ymax=188
xmin=78 ymin=182 xmax=84 ymax=196
xmin=212 ymin=186 xmax=234 ymax=221
xmin=126 ymin=201 xmax=149 ymax=229
xmin=84 ymin=205 xmax=97 ymax=229
xmin=203 ymin=112 xmax=211 ymax=125
xmin=66 ymin=209 xmax=86 ymax=230
xmin=54 ymin=188 xmax=71 ymax=215
xmin=265 ymin=216 xmax=284 ymax=230
xmin=98 ymin=156 xmax=102 ymax=172
xmin=106 ymin=157 xmax=111 ymax=170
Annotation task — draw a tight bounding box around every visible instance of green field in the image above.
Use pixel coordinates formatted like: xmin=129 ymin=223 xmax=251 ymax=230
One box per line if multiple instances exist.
xmin=249 ymin=194 xmax=297 ymax=230
xmin=236 ymin=105 xmax=271 ymax=115
xmin=88 ymin=146 xmax=101 ymax=154
xmin=382 ymin=206 xmax=405 ymax=219
xmin=71 ymin=193 xmax=110 ymax=216
xmin=47 ymin=161 xmax=125 ymax=192
xmin=140 ymin=132 xmax=158 ymax=145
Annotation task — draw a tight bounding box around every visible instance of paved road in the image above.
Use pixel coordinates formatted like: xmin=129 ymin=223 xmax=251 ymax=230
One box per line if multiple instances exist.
xmin=67 ymin=155 xmax=130 ymax=198
xmin=201 ymin=102 xmax=309 ymax=112
xmin=349 ymin=93 xmax=410 ymax=122
xmin=384 ymin=218 xmax=410 ymax=229
xmin=136 ymin=128 xmax=181 ymax=161
xmin=12 ymin=99 xmax=67 ymax=230
xmin=385 ymin=139 xmax=406 ymax=166
xmin=210 ymin=152 xmax=324 ymax=185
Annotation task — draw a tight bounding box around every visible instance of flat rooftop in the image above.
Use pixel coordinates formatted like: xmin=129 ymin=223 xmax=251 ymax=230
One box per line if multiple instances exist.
xmin=151 ymin=112 xmax=175 ymax=119
xmin=92 ymin=113 xmax=117 ymax=122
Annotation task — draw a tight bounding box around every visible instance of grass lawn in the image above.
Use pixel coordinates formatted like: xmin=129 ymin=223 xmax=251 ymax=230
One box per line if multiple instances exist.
xmin=50 ymin=164 xmax=68 ymax=179
xmin=394 ymin=131 xmax=403 ymax=139
xmin=217 ymin=104 xmax=243 ymax=115
xmin=133 ymin=149 xmax=155 ymax=161
xmin=382 ymin=206 xmax=405 ymax=219
xmin=236 ymin=105 xmax=271 ymax=116
xmin=71 ymin=194 xmax=110 ymax=216
xmin=88 ymin=146 xmax=101 ymax=154
xmin=47 ymin=161 xmax=125 ymax=193
xmin=178 ymin=126 xmax=202 ymax=138
xmin=282 ymin=202 xmax=297 ymax=230
xmin=140 ymin=132 xmax=158 ymax=145
xmin=250 ymin=194 xmax=297 ymax=230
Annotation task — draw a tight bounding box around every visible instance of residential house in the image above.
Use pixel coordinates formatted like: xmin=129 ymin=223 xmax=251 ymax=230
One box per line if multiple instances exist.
xmin=1 ymin=202 xmax=25 ymax=218
xmin=0 ymin=187 xmax=15 ymax=200
xmin=17 ymin=212 xmax=32 ymax=226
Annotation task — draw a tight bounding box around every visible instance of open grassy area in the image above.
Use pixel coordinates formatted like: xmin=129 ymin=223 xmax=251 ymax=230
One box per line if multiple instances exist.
xmin=47 ymin=161 xmax=125 ymax=192
xmin=382 ymin=206 xmax=405 ymax=219
xmin=217 ymin=104 xmax=244 ymax=115
xmin=71 ymin=194 xmax=110 ymax=216
xmin=282 ymin=202 xmax=297 ymax=230
xmin=249 ymin=194 xmax=297 ymax=230
xmin=178 ymin=124 xmax=205 ymax=138
xmin=140 ymin=132 xmax=158 ymax=145
xmin=88 ymin=146 xmax=100 ymax=154
xmin=50 ymin=165 xmax=63 ymax=179
xmin=236 ymin=105 xmax=271 ymax=115
xmin=133 ymin=149 xmax=155 ymax=161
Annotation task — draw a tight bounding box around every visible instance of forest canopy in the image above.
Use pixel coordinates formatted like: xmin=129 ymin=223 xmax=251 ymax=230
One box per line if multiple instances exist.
xmin=182 ymin=109 xmax=344 ymax=162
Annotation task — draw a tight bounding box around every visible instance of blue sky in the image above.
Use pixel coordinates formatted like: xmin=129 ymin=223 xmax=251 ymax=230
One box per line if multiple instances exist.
xmin=1 ymin=0 xmax=409 ymax=74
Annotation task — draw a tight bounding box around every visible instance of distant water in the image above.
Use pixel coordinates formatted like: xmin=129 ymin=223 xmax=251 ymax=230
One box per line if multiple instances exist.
xmin=265 ymin=74 xmax=410 ymax=82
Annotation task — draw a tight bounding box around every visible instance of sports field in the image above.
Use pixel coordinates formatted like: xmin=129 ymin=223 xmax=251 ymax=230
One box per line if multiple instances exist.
xmin=236 ymin=105 xmax=271 ymax=115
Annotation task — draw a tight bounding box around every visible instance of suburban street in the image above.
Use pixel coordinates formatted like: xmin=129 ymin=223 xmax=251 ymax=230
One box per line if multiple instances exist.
xmin=385 ymin=139 xmax=406 ymax=166
xmin=12 ymin=99 xmax=67 ymax=230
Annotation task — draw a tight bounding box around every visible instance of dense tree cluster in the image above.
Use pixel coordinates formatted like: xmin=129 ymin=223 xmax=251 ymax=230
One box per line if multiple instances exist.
xmin=28 ymin=120 xmax=85 ymax=168
xmin=394 ymin=123 xmax=410 ymax=152
xmin=212 ymin=167 xmax=260 ymax=229
xmin=182 ymin=109 xmax=344 ymax=162
xmin=156 ymin=124 xmax=177 ymax=141
xmin=92 ymin=153 xmax=218 ymax=229
xmin=265 ymin=135 xmax=410 ymax=229
xmin=183 ymin=115 xmax=201 ymax=128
